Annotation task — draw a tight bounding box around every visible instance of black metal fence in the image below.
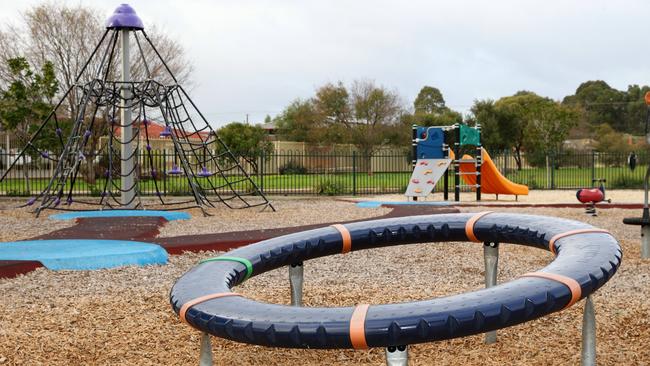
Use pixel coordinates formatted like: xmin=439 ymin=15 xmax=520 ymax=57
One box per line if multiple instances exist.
xmin=0 ymin=150 xmax=646 ymax=197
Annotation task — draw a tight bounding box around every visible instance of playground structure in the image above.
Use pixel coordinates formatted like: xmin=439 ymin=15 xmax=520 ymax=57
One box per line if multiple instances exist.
xmin=0 ymin=4 xmax=273 ymax=216
xmin=407 ymin=124 xmax=528 ymax=202
xmin=576 ymin=178 xmax=610 ymax=216
xmin=171 ymin=212 xmax=620 ymax=366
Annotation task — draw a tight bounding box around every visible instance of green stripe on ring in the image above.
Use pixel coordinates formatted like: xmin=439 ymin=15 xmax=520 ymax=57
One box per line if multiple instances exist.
xmin=200 ymin=256 xmax=253 ymax=281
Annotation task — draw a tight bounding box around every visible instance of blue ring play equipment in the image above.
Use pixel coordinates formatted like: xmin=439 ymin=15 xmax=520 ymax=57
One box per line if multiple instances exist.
xmin=170 ymin=212 xmax=621 ymax=349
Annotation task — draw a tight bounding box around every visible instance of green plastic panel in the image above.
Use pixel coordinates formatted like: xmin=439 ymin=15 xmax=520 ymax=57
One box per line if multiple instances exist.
xmin=459 ymin=124 xmax=481 ymax=146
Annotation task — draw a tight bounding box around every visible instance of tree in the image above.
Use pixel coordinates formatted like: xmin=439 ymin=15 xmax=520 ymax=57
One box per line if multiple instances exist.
xmin=593 ymin=123 xmax=633 ymax=153
xmin=414 ymin=108 xmax=462 ymax=127
xmin=523 ymin=99 xmax=576 ymax=183
xmin=524 ymin=102 xmax=576 ymax=154
xmin=386 ymin=86 xmax=463 ymax=154
xmin=216 ymin=122 xmax=273 ymax=171
xmin=314 ymin=82 xmax=351 ymax=124
xmin=562 ymin=80 xmax=627 ymax=131
xmin=414 ymin=86 xmax=446 ymax=115
xmin=10 ymin=3 xmax=193 ymax=92
xmin=275 ymin=80 xmax=404 ymax=171
xmin=492 ymin=91 xmax=538 ymax=170
xmin=347 ymin=80 xmax=403 ymax=172
xmin=0 ymin=57 xmax=58 ymax=147
xmin=623 ymin=84 xmax=650 ymax=134
xmin=591 ymin=123 xmax=644 ymax=167
xmin=311 ymin=82 xmax=353 ymax=144
xmin=275 ymin=99 xmax=323 ymax=143
xmin=0 ymin=3 xmax=194 ymax=159
xmin=0 ymin=57 xmax=60 ymax=191
xmin=0 ymin=3 xmax=195 ymax=185
xmin=483 ymin=91 xmax=576 ymax=173
xmin=469 ymin=99 xmax=508 ymax=151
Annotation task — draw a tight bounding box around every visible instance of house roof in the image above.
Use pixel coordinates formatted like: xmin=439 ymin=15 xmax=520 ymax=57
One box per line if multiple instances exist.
xmin=113 ymin=120 xmax=211 ymax=140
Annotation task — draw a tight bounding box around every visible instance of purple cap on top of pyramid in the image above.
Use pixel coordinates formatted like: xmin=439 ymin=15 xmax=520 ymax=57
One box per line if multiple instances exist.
xmin=106 ymin=4 xmax=144 ymax=30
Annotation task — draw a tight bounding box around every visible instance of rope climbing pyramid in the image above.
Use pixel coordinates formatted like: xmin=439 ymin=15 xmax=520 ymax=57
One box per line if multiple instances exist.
xmin=0 ymin=4 xmax=274 ymax=216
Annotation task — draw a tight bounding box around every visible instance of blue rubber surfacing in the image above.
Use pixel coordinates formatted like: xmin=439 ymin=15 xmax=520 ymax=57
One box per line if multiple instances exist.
xmin=0 ymin=239 xmax=168 ymax=270
xmin=49 ymin=210 xmax=190 ymax=221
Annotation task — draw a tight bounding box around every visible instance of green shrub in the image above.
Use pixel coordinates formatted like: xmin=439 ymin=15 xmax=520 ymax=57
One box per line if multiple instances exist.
xmin=7 ymin=189 xmax=30 ymax=196
xmin=279 ymin=161 xmax=307 ymax=175
xmin=315 ymin=179 xmax=347 ymax=195
xmin=527 ymin=178 xmax=542 ymax=190
xmin=89 ymin=185 xmax=103 ymax=196
xmin=525 ymin=150 xmax=547 ymax=169
xmin=168 ymin=187 xmax=189 ymax=196
xmin=611 ymin=175 xmax=644 ymax=189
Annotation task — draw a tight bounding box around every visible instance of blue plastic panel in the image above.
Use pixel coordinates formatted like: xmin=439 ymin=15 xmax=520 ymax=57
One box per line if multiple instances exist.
xmin=415 ymin=126 xmax=444 ymax=159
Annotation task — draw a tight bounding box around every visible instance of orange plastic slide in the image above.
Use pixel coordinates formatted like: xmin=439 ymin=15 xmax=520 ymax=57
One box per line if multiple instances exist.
xmin=450 ymin=148 xmax=529 ymax=196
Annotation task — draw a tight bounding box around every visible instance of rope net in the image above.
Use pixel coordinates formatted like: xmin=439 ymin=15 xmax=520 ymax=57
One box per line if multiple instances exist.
xmin=0 ymin=29 xmax=273 ymax=215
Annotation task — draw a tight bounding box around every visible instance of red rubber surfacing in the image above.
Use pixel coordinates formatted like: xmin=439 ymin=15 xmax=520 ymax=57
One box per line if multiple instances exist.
xmin=0 ymin=205 xmax=459 ymax=277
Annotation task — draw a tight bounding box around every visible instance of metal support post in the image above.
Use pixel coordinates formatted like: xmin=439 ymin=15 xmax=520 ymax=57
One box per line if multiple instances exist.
xmin=643 ymin=167 xmax=650 ymax=258
xmin=289 ymin=262 xmax=303 ymax=306
xmin=199 ymin=332 xmax=213 ymax=366
xmin=443 ymin=145 xmax=449 ymax=201
xmin=454 ymin=125 xmax=460 ymax=202
xmin=476 ymin=144 xmax=482 ymax=201
xmin=352 ymin=151 xmax=357 ymax=196
xmin=120 ymin=29 xmax=135 ymax=207
xmin=385 ymin=345 xmax=408 ymax=366
xmin=581 ymin=296 xmax=596 ymax=366
xmin=642 ymin=225 xmax=650 ymax=259
xmin=484 ymin=242 xmax=498 ymax=344
xmin=412 ymin=125 xmax=418 ymax=202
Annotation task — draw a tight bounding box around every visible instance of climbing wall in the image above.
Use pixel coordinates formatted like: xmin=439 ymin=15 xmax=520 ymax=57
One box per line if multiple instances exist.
xmin=404 ymin=159 xmax=451 ymax=198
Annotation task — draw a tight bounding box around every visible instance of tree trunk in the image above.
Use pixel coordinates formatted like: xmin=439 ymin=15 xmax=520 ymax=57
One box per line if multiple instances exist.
xmin=514 ymin=147 xmax=523 ymax=170
xmin=357 ymin=150 xmax=373 ymax=175
xmin=23 ymin=161 xmax=31 ymax=194
xmin=545 ymin=154 xmax=550 ymax=188
xmin=85 ymin=154 xmax=96 ymax=185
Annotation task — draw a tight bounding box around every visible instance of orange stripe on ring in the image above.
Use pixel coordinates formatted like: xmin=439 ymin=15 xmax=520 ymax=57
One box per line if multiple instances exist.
xmin=179 ymin=292 xmax=242 ymax=324
xmin=521 ymin=272 xmax=582 ymax=309
xmin=349 ymin=304 xmax=369 ymax=349
xmin=331 ymin=224 xmax=352 ymax=254
xmin=464 ymin=211 xmax=494 ymax=242
xmin=548 ymin=228 xmax=611 ymax=255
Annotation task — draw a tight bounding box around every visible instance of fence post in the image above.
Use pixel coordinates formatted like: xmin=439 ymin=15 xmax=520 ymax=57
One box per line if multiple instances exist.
xmin=352 ymin=151 xmax=357 ymax=196
xmin=591 ymin=150 xmax=596 ymax=184
xmin=551 ymin=153 xmax=558 ymax=189
xmin=260 ymin=150 xmax=264 ymax=194
xmin=162 ymin=150 xmax=167 ymax=196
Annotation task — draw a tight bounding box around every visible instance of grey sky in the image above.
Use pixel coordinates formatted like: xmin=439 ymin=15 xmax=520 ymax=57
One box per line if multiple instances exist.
xmin=1 ymin=0 xmax=649 ymax=127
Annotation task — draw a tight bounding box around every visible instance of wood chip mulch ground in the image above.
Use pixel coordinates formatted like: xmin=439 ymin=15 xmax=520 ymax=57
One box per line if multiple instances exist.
xmin=0 ymin=196 xmax=648 ymax=365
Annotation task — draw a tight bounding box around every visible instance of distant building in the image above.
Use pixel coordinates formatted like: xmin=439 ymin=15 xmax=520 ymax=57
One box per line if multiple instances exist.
xmin=563 ymin=138 xmax=596 ymax=151
xmin=108 ymin=119 xmax=211 ymax=150
xmin=260 ymin=122 xmax=278 ymax=141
